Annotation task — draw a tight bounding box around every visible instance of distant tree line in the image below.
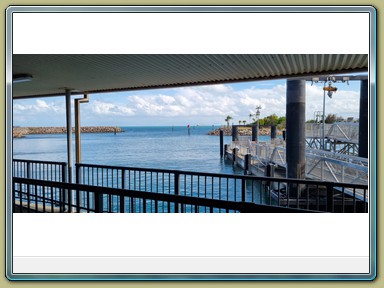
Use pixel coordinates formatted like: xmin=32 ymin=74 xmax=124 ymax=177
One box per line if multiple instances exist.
xmin=225 ymin=113 xmax=286 ymax=130
xmin=306 ymin=114 xmax=359 ymax=124
xmin=225 ymin=113 xmax=358 ymax=129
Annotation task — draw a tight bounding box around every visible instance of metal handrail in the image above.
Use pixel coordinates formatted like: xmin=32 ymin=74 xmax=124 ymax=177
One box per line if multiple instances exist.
xmin=12 ymin=160 xmax=369 ymax=212
xmin=75 ymin=162 xmax=367 ymax=188
xmin=13 ymin=177 xmax=315 ymax=213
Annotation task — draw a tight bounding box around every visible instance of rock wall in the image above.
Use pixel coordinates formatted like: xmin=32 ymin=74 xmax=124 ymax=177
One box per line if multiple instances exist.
xmin=13 ymin=126 xmax=123 ymax=138
xmin=208 ymin=126 xmax=282 ymax=136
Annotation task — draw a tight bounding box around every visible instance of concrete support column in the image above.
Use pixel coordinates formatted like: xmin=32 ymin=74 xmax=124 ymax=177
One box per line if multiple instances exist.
xmin=358 ymin=80 xmax=368 ymax=158
xmin=232 ymin=125 xmax=239 ymax=141
xmin=251 ymin=125 xmax=257 ymax=142
xmin=271 ymin=125 xmax=277 ymax=144
xmin=65 ymin=89 xmax=73 ymax=183
xmin=286 ymin=80 xmax=306 ymax=180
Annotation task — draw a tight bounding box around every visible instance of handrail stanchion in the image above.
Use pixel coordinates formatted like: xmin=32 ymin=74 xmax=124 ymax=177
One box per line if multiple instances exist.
xmin=120 ymin=170 xmax=125 ymax=213
xmin=241 ymin=178 xmax=246 ymax=202
xmin=61 ymin=163 xmax=67 ymax=212
xmin=174 ymin=172 xmax=180 ymax=213
xmin=75 ymin=164 xmax=81 ymax=212
xmin=326 ymin=183 xmax=334 ymax=212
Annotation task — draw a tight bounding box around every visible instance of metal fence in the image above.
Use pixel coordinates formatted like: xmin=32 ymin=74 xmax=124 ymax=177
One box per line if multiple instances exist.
xmin=12 ymin=159 xmax=68 ymax=212
xmin=13 ymin=158 xmax=67 ymax=181
xmin=228 ymin=140 xmax=367 ymax=185
xmin=75 ymin=163 xmax=368 ymax=213
xmin=13 ymin=177 xmax=313 ymax=213
xmin=12 ymin=159 xmax=368 ymax=213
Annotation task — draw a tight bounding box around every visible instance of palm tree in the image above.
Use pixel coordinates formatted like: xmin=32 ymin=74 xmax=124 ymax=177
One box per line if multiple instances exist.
xmin=238 ymin=120 xmax=241 ymax=125
xmin=242 ymin=120 xmax=246 ymax=125
xmin=249 ymin=113 xmax=254 ymax=122
xmin=225 ymin=115 xmax=233 ymax=127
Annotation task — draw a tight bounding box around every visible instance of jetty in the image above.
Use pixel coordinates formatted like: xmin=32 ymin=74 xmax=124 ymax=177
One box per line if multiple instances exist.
xmin=221 ymin=122 xmax=368 ymax=209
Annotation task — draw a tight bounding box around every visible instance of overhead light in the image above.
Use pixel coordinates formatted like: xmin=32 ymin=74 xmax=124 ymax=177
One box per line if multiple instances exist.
xmin=311 ymin=77 xmax=319 ymax=86
xmin=323 ymin=83 xmax=338 ymax=98
xmin=13 ymin=74 xmax=33 ymax=84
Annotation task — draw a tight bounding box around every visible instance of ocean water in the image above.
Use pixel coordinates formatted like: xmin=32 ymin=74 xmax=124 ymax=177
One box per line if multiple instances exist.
xmin=13 ymin=126 xmax=277 ymax=209
xmin=13 ymin=126 xmax=270 ymax=175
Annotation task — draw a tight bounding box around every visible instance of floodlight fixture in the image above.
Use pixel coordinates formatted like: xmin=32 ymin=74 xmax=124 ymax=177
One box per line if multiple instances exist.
xmin=13 ymin=74 xmax=33 ymax=84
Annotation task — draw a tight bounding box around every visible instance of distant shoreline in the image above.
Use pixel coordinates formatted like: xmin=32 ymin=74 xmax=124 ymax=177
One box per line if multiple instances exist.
xmin=208 ymin=126 xmax=282 ymax=136
xmin=13 ymin=126 xmax=123 ymax=138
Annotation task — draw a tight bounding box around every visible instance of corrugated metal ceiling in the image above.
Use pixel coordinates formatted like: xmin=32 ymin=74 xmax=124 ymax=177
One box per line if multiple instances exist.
xmin=12 ymin=54 xmax=368 ymax=98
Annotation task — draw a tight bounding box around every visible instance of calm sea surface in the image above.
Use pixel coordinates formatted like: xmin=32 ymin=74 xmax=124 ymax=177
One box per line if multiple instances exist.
xmin=13 ymin=126 xmax=271 ymax=175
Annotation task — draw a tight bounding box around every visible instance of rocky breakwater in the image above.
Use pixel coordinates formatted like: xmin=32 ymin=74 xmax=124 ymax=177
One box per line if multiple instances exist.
xmin=13 ymin=126 xmax=123 ymax=138
xmin=208 ymin=126 xmax=282 ymax=136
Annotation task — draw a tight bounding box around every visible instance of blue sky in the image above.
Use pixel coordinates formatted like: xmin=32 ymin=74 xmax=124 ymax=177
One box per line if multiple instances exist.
xmin=13 ymin=78 xmax=363 ymax=127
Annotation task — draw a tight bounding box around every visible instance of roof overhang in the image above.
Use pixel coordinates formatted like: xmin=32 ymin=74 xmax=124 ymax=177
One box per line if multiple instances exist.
xmin=12 ymin=54 xmax=368 ymax=99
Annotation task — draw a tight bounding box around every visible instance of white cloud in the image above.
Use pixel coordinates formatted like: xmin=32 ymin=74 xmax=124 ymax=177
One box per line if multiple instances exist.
xmin=90 ymin=100 xmax=135 ymax=116
xmin=118 ymin=82 xmax=360 ymax=124
xmin=12 ymin=81 xmax=362 ymax=126
xmin=305 ymin=84 xmax=360 ymax=119
xmin=13 ymin=99 xmax=64 ymax=113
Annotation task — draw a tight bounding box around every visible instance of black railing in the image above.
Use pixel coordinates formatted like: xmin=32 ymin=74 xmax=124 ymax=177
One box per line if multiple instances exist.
xmin=12 ymin=159 xmax=68 ymax=212
xmin=11 ymin=159 xmax=368 ymax=213
xmin=13 ymin=158 xmax=67 ymax=182
xmin=13 ymin=177 xmax=314 ymax=213
xmin=76 ymin=163 xmax=368 ymax=213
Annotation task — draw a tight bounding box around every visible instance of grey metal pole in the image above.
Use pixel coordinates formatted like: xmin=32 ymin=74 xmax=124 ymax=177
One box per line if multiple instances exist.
xmin=65 ymin=89 xmax=74 ymax=212
xmin=358 ymin=79 xmax=368 ymax=158
xmin=322 ymin=81 xmax=326 ymax=150
xmin=75 ymin=94 xmax=89 ymax=164
xmin=286 ymin=79 xmax=306 ymax=180
xmin=65 ymin=89 xmax=73 ymax=183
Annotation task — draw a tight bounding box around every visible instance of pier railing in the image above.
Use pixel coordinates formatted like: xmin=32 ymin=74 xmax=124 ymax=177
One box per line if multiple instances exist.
xmin=75 ymin=163 xmax=368 ymax=213
xmin=11 ymin=159 xmax=368 ymax=213
xmin=13 ymin=177 xmax=314 ymax=213
xmin=12 ymin=159 xmax=68 ymax=212
xmin=13 ymin=158 xmax=67 ymax=182
xmin=305 ymin=123 xmax=359 ymax=143
xmin=228 ymin=141 xmax=368 ymax=186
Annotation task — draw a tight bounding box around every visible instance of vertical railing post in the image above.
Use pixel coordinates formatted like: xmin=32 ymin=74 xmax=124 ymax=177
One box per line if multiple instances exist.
xmin=244 ymin=154 xmax=250 ymax=175
xmin=61 ymin=163 xmax=67 ymax=212
xmin=26 ymin=160 xmax=31 ymax=179
xmin=95 ymin=191 xmax=103 ymax=213
xmin=12 ymin=180 xmax=16 ymax=212
xmin=241 ymin=178 xmax=246 ymax=202
xmin=26 ymin=161 xmax=31 ymax=211
xmin=75 ymin=164 xmax=81 ymax=212
xmin=327 ymin=184 xmax=333 ymax=212
xmin=120 ymin=170 xmax=125 ymax=213
xmin=97 ymin=167 xmax=104 ymax=213
xmin=174 ymin=172 xmax=179 ymax=213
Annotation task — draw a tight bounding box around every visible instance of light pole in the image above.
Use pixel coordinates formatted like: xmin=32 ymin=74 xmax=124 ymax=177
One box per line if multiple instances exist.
xmin=321 ymin=76 xmax=338 ymax=150
xmin=322 ymin=80 xmax=326 ymax=150
xmin=255 ymin=105 xmax=262 ymax=143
